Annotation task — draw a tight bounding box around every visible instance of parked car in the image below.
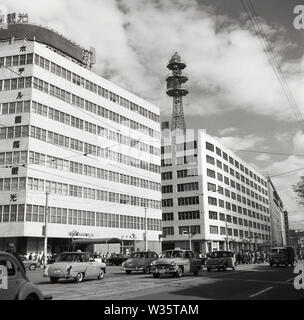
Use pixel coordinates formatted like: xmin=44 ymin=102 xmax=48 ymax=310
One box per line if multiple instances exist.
xmin=122 ymin=251 xmax=158 ymax=274
xmin=108 ymin=254 xmax=128 ymax=266
xmin=206 ymin=251 xmax=236 ymax=271
xmin=20 ymin=256 xmax=40 ymax=270
xmin=269 ymin=246 xmax=296 ymax=267
xmin=47 ymin=251 xmax=106 ymax=283
xmin=150 ymin=249 xmax=202 ymax=278
xmin=0 ymin=252 xmax=52 ymax=300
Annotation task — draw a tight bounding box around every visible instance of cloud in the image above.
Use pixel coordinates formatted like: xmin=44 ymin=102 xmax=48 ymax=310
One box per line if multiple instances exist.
xmin=218 ymin=127 xmax=238 ymax=136
xmin=3 ymin=0 xmax=304 ymax=121
xmin=292 ymin=130 xmax=304 ymax=153
xmin=255 ymin=153 xmax=271 ymax=162
xmin=215 ymin=134 xmax=265 ymax=151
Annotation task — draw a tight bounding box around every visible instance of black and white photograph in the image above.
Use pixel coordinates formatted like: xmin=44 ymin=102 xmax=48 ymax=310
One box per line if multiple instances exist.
xmin=0 ymin=0 xmax=304 ymax=309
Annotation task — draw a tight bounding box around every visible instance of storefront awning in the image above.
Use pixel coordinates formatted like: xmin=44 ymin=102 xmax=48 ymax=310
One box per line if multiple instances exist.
xmin=71 ymin=237 xmax=122 ymax=245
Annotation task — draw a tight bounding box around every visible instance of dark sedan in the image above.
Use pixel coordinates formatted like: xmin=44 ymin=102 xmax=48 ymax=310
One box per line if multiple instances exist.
xmin=122 ymin=251 xmax=159 ymax=274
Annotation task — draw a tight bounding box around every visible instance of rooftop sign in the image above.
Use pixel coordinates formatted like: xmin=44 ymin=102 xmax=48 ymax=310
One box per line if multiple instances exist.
xmin=0 ymin=9 xmax=29 ymax=29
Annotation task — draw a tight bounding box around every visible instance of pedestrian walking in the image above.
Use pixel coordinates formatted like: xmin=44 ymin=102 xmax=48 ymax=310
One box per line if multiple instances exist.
xmin=6 ymin=242 xmax=26 ymax=273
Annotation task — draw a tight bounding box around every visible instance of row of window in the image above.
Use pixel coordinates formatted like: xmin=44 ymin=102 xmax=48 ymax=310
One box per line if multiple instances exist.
xmin=209 ymin=225 xmax=270 ymax=241
xmin=0 ymin=125 xmax=160 ymax=174
xmin=208 ymin=211 xmax=270 ymax=231
xmin=31 ymin=101 xmax=159 ymax=156
xmin=34 ymin=53 xmax=160 ymax=123
xmin=206 ymin=169 xmax=268 ymax=203
xmin=0 ymin=100 xmax=30 ymax=114
xmin=163 ymin=225 xmax=270 ymax=240
xmin=0 ymin=53 xmax=33 ymax=67
xmin=26 ymin=151 xmax=160 ymax=191
xmin=162 ymin=211 xmax=200 ymax=221
xmin=0 ymin=177 xmax=161 ymax=209
xmin=161 ymin=141 xmax=197 ymax=154
xmin=206 ymin=156 xmax=268 ymax=197
xmin=207 ymin=193 xmax=269 ymax=214
xmin=0 ymin=204 xmax=161 ymax=230
xmin=0 ymin=76 xmax=159 ymax=139
xmin=163 ymin=225 xmax=200 ymax=236
xmin=161 ymin=168 xmax=198 ymax=181
xmin=205 ymin=141 xmax=268 ymax=188
xmin=161 ymin=154 xmax=198 ymax=167
xmin=162 ymin=196 xmax=200 ymax=207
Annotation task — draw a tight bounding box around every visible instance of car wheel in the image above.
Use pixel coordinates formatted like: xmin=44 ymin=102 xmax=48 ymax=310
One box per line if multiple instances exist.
xmin=207 ymin=267 xmax=211 ymax=272
xmin=97 ymin=269 xmax=104 ymax=280
xmin=175 ymin=267 xmax=183 ymax=278
xmin=143 ymin=266 xmax=150 ymax=274
xmin=126 ymin=270 xmax=132 ymax=274
xmin=222 ymin=264 xmax=227 ymax=272
xmin=269 ymin=263 xmax=273 ymax=267
xmin=153 ymin=273 xmax=160 ymax=278
xmin=75 ymin=272 xmax=84 ymax=283
xmin=29 ymin=264 xmax=36 ymax=271
xmin=25 ymin=294 xmax=39 ymax=300
xmin=50 ymin=277 xmax=58 ymax=284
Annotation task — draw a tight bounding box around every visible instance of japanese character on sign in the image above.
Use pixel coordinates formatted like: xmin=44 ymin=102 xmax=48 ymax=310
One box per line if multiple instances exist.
xmin=10 ymin=194 xmax=17 ymax=202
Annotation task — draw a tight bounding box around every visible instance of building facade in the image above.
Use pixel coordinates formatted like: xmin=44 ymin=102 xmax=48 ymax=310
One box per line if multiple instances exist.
xmin=284 ymin=210 xmax=289 ymax=245
xmin=267 ymin=178 xmax=286 ymax=246
xmin=161 ymin=128 xmax=272 ymax=254
xmin=0 ymin=24 xmax=162 ymax=255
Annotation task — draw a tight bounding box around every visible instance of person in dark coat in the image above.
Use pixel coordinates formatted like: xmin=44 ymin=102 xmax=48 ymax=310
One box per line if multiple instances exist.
xmin=6 ymin=242 xmax=26 ymax=273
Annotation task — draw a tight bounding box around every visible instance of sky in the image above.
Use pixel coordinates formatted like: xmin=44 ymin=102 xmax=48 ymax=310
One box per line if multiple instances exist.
xmin=2 ymin=0 xmax=304 ymax=229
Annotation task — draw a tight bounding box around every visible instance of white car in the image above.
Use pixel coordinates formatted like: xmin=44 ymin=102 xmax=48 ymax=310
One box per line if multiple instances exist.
xmin=47 ymin=252 xmax=106 ymax=283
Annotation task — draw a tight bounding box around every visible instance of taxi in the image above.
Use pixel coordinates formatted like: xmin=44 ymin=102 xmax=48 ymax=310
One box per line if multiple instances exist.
xmin=150 ymin=249 xmax=202 ymax=278
xmin=47 ymin=251 xmax=106 ymax=283
xmin=206 ymin=250 xmax=236 ymax=271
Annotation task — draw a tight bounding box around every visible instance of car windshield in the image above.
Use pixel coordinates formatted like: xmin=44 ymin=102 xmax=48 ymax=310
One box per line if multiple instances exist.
xmin=56 ymin=253 xmax=81 ymax=262
xmin=271 ymin=248 xmax=287 ymax=254
xmin=162 ymin=251 xmax=184 ymax=258
xmin=131 ymin=252 xmax=147 ymax=258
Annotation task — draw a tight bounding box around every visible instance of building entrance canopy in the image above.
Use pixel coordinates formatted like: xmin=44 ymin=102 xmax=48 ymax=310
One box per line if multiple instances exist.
xmin=71 ymin=237 xmax=122 ymax=245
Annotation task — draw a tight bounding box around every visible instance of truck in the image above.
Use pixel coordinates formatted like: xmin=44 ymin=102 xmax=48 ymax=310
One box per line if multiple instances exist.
xmin=269 ymin=246 xmax=296 ymax=267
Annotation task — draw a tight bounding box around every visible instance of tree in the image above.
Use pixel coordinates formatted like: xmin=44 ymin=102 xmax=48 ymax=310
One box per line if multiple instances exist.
xmin=292 ymin=177 xmax=304 ymax=205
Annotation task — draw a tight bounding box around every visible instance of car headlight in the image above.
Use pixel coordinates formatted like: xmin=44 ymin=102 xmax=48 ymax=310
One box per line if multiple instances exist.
xmin=150 ymin=261 xmax=156 ymax=266
xmin=170 ymin=261 xmax=176 ymax=266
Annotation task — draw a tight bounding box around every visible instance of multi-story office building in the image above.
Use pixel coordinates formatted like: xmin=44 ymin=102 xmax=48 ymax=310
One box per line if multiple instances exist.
xmin=161 ymin=128 xmax=272 ymax=254
xmin=284 ymin=211 xmax=290 ymax=245
xmin=267 ymin=178 xmax=286 ymax=246
xmin=0 ymin=23 xmax=162 ymax=254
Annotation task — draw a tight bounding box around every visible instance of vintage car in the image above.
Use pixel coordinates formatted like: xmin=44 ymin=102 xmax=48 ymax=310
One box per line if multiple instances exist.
xmin=149 ymin=249 xmax=202 ymax=278
xmin=0 ymin=252 xmax=52 ymax=300
xmin=206 ymin=251 xmax=236 ymax=271
xmin=47 ymin=251 xmax=106 ymax=283
xmin=269 ymin=246 xmax=296 ymax=267
xmin=20 ymin=256 xmax=40 ymax=270
xmin=122 ymin=251 xmax=159 ymax=274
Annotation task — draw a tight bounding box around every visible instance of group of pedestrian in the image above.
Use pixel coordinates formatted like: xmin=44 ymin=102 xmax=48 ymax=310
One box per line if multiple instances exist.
xmin=235 ymin=250 xmax=268 ymax=264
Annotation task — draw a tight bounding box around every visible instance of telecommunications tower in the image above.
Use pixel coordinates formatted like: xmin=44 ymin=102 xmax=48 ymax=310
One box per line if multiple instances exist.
xmin=166 ymin=52 xmax=188 ymax=133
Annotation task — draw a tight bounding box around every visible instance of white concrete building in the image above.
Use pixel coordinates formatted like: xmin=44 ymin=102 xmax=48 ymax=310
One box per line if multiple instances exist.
xmin=267 ymin=178 xmax=287 ymax=246
xmin=0 ymin=24 xmax=162 ymax=255
xmin=161 ymin=128 xmax=272 ymax=254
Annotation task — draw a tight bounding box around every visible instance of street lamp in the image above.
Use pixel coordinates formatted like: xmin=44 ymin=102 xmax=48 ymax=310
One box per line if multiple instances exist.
xmin=43 ymin=192 xmax=49 ymax=271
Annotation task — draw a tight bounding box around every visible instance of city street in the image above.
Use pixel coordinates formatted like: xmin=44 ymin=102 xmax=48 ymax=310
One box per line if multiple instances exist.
xmin=27 ymin=262 xmax=304 ymax=300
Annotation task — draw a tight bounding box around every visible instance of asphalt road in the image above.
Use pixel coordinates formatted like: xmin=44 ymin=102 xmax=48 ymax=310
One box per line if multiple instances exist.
xmin=26 ymin=262 xmax=304 ymax=300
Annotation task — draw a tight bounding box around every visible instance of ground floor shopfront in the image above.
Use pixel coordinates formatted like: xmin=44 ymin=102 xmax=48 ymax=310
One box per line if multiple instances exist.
xmin=0 ymin=236 xmax=161 ymax=255
xmin=162 ymin=239 xmax=271 ymax=254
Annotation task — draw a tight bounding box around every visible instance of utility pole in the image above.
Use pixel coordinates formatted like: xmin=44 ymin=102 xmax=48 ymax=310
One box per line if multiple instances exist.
xmin=225 ymin=217 xmax=229 ymax=251
xmin=144 ymin=207 xmax=148 ymax=251
xmin=43 ymin=192 xmax=49 ymax=270
xmin=189 ymin=232 xmax=192 ymax=251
